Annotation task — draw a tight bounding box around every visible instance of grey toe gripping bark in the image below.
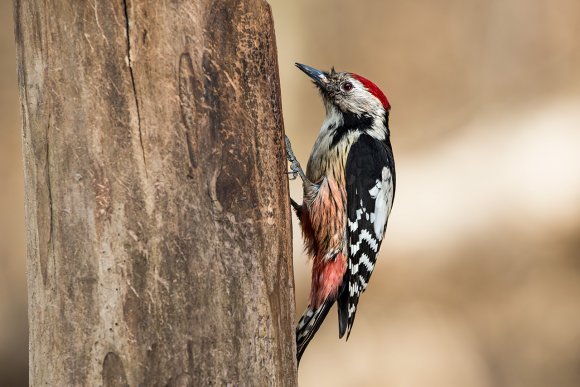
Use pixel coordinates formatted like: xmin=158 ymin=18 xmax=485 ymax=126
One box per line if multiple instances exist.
xmin=285 ymin=135 xmax=308 ymax=182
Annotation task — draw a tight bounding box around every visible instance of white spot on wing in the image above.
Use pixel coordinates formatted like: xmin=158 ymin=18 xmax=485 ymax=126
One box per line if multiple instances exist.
xmin=348 ymin=304 xmax=356 ymax=317
xmin=351 ymin=263 xmax=359 ymax=275
xmin=349 ymin=282 xmax=359 ymax=296
xmin=369 ymin=167 xmax=394 ymax=240
xmin=359 ymin=253 xmax=374 ymax=272
xmin=359 ymin=275 xmax=368 ymax=290
xmin=350 ymin=243 xmax=360 ymax=256
xmin=348 ymin=208 xmax=364 ymax=232
xmin=361 ymin=229 xmax=378 ymax=252
xmin=349 ymin=229 xmax=379 ymax=256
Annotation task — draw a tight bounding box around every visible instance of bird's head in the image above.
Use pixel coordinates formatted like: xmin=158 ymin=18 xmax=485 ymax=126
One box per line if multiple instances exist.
xmin=296 ymin=63 xmax=390 ymax=121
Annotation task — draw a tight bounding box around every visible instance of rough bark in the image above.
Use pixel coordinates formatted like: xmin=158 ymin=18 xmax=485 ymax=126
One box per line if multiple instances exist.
xmin=14 ymin=0 xmax=297 ymax=385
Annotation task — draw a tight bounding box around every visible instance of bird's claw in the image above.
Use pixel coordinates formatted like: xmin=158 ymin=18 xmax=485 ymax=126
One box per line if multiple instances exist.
xmin=287 ymin=160 xmax=302 ymax=180
xmin=285 ymin=136 xmax=297 ymax=163
xmin=285 ymin=135 xmax=308 ymax=182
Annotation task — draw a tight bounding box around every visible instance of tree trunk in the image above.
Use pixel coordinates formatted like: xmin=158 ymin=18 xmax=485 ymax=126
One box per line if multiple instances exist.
xmin=14 ymin=0 xmax=297 ymax=385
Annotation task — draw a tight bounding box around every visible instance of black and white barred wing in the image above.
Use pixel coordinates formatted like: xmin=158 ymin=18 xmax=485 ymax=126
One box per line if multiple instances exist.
xmin=338 ymin=134 xmax=395 ymax=339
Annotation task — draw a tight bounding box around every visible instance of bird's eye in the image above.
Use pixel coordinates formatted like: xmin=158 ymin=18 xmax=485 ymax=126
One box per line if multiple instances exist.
xmin=342 ymin=82 xmax=353 ymax=92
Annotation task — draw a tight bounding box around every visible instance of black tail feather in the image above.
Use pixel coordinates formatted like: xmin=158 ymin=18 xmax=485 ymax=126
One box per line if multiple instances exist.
xmin=296 ymin=301 xmax=333 ymax=364
xmin=337 ymin=285 xmax=349 ymax=339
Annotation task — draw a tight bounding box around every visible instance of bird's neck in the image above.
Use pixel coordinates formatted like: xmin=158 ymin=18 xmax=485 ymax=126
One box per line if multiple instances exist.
xmin=324 ymin=106 xmax=388 ymax=144
xmin=305 ymin=108 xmax=388 ymax=183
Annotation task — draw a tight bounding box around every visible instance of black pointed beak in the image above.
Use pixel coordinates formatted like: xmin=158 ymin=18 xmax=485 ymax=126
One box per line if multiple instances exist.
xmin=295 ymin=63 xmax=329 ymax=89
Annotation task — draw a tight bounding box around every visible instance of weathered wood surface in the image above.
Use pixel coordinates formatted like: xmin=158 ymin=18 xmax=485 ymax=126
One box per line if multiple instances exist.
xmin=14 ymin=0 xmax=297 ymax=385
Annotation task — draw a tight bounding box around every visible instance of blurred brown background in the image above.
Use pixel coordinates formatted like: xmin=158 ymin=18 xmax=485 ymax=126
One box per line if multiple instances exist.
xmin=1 ymin=0 xmax=580 ymax=385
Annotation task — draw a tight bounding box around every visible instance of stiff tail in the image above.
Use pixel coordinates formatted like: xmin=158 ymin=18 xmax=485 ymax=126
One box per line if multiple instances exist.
xmin=296 ymin=301 xmax=333 ymax=363
xmin=337 ymin=279 xmax=349 ymax=339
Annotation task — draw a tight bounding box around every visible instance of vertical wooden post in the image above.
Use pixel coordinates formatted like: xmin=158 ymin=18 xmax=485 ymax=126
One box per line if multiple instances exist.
xmin=14 ymin=0 xmax=297 ymax=385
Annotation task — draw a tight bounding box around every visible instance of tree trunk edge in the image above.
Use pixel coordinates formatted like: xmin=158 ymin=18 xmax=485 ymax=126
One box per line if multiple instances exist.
xmin=14 ymin=0 xmax=298 ymax=385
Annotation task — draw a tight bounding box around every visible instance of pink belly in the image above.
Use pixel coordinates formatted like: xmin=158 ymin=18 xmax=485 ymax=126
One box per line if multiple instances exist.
xmin=299 ymin=176 xmax=348 ymax=308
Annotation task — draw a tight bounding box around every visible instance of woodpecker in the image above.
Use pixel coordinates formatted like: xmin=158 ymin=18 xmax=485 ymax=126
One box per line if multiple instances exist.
xmin=286 ymin=63 xmax=396 ymax=363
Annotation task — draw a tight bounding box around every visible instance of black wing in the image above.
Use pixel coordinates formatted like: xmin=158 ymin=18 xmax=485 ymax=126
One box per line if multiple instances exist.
xmin=337 ymin=134 xmax=395 ymax=339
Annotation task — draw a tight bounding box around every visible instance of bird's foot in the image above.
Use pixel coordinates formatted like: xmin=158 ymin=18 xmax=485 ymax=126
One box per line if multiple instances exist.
xmin=287 ymin=160 xmax=303 ymax=181
xmin=285 ymin=135 xmax=307 ymax=182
